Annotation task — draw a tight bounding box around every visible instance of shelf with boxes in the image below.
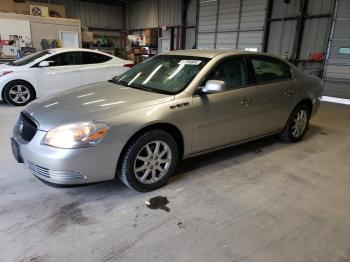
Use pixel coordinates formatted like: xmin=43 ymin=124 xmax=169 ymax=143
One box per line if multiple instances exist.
xmin=123 ymin=28 xmax=159 ymax=64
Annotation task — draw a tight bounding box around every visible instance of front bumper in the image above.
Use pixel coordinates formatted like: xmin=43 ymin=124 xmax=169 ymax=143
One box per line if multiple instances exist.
xmin=12 ymin=129 xmax=122 ymax=185
xmin=311 ymin=96 xmax=322 ymax=118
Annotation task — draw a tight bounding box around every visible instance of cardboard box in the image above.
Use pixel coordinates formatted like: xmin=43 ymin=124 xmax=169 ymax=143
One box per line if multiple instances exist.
xmin=145 ymin=36 xmax=158 ymax=47
xmin=0 ymin=0 xmax=13 ymax=13
xmin=127 ymin=53 xmax=135 ymax=63
xmin=1 ymin=45 xmax=18 ymax=57
xmin=133 ymin=48 xmax=141 ymax=55
xmin=82 ymin=31 xmax=93 ymax=43
xmin=144 ymin=29 xmax=158 ymax=38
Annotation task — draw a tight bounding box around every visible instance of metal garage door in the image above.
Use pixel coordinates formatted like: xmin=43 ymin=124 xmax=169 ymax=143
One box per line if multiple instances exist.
xmin=323 ymin=0 xmax=350 ymax=98
xmin=197 ymin=0 xmax=268 ymax=51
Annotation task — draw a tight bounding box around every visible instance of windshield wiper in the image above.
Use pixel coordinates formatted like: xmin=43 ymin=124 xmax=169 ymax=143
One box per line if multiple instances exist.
xmin=129 ymin=83 xmax=173 ymax=95
xmin=109 ymin=78 xmax=126 ymax=86
xmin=109 ymin=79 xmax=172 ymax=95
xmin=128 ymin=83 xmax=154 ymax=92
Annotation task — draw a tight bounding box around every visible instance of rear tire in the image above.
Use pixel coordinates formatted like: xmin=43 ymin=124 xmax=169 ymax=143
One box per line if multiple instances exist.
xmin=118 ymin=130 xmax=178 ymax=192
xmin=280 ymin=103 xmax=310 ymax=143
xmin=4 ymin=81 xmax=35 ymax=106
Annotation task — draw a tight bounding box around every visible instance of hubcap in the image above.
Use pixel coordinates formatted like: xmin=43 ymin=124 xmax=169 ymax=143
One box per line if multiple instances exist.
xmin=9 ymin=85 xmax=30 ymax=104
xmin=292 ymin=109 xmax=308 ymax=138
xmin=134 ymin=141 xmax=172 ymax=184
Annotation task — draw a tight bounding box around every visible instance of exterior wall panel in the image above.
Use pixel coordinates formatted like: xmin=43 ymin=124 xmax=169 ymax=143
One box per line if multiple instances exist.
xmin=267 ymin=20 xmax=296 ymax=57
xmin=186 ymin=0 xmax=197 ymax=26
xmin=217 ymin=0 xmax=240 ymax=31
xmin=127 ymin=0 xmax=158 ymax=29
xmin=307 ymin=0 xmax=334 ymax=15
xmin=323 ymin=0 xmax=350 ymax=98
xmin=216 ymin=32 xmax=237 ymax=49
xmin=267 ymin=0 xmax=334 ymax=61
xmin=35 ymin=0 xmax=124 ymax=30
xmin=299 ymin=17 xmax=331 ymax=60
xmin=197 ymin=0 xmax=267 ymax=50
xmin=271 ymin=0 xmax=299 ymax=19
xmin=126 ymin=0 xmax=182 ymax=30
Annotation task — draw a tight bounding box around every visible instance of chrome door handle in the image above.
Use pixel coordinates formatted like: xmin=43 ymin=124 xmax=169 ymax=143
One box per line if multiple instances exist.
xmin=283 ymin=90 xmax=294 ymax=96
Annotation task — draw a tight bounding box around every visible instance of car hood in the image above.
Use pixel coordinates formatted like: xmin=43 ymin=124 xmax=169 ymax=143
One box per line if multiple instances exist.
xmin=24 ymin=81 xmax=174 ymax=131
xmin=0 ymin=63 xmax=18 ymax=72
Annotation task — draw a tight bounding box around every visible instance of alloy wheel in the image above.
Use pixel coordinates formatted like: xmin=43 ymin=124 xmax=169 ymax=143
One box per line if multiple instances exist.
xmin=8 ymin=85 xmax=31 ymax=104
xmin=133 ymin=140 xmax=172 ymax=184
xmin=292 ymin=109 xmax=308 ymax=138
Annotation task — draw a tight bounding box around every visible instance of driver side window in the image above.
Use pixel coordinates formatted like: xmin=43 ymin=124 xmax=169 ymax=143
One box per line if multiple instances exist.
xmin=205 ymin=57 xmax=248 ymax=90
xmin=42 ymin=52 xmax=82 ymax=67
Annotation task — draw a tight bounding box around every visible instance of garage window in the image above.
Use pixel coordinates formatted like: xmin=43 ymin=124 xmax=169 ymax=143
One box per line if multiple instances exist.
xmin=82 ymin=52 xmax=112 ymax=64
xmin=250 ymin=56 xmax=292 ymax=84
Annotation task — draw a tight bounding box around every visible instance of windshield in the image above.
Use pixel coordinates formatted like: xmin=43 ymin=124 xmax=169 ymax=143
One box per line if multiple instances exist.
xmin=111 ymin=55 xmax=210 ymax=95
xmin=8 ymin=50 xmax=51 ymax=66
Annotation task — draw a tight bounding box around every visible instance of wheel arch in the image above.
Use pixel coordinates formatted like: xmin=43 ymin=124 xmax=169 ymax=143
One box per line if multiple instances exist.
xmin=2 ymin=79 xmax=37 ymax=101
xmin=116 ymin=122 xmax=185 ymax=172
xmin=297 ymin=98 xmax=313 ymax=113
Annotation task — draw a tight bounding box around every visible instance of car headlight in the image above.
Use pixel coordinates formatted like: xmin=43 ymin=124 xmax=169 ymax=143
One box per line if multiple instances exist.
xmin=43 ymin=122 xmax=109 ymax=149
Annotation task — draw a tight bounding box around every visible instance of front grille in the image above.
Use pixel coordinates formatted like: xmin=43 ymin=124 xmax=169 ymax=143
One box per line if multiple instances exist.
xmin=17 ymin=112 xmax=38 ymax=142
xmin=25 ymin=161 xmax=86 ymax=181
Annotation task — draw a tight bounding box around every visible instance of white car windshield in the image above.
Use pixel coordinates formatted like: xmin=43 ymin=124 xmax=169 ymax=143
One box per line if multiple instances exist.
xmin=8 ymin=50 xmax=51 ymax=66
xmin=111 ymin=55 xmax=210 ymax=95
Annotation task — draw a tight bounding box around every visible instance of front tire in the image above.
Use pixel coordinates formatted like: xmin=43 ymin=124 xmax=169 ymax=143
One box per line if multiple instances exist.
xmin=4 ymin=81 xmax=35 ymax=106
xmin=280 ymin=103 xmax=310 ymax=143
xmin=118 ymin=130 xmax=178 ymax=192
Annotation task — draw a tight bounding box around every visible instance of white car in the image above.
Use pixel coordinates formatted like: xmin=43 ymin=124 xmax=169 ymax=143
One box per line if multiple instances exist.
xmin=0 ymin=48 xmax=133 ymax=106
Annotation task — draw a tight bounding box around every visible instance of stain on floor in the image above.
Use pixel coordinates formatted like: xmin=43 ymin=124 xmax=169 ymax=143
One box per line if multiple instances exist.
xmin=48 ymin=201 xmax=88 ymax=234
xmin=145 ymin=196 xmax=170 ymax=212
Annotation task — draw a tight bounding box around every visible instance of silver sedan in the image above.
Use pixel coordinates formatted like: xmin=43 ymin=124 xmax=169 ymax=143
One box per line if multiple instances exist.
xmin=11 ymin=50 xmax=322 ymax=192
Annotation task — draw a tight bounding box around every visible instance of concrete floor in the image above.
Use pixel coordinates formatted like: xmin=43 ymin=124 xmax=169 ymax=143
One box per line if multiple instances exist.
xmin=0 ymin=101 xmax=350 ymax=262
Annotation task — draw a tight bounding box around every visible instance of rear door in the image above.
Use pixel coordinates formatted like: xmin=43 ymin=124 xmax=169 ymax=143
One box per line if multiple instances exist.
xmin=248 ymin=55 xmax=296 ymax=133
xmin=80 ymin=51 xmax=123 ymax=85
xmin=36 ymin=51 xmax=82 ymax=95
xmin=191 ymin=56 xmax=257 ymax=152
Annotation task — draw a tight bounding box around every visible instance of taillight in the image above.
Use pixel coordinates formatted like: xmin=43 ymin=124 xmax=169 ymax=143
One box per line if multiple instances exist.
xmin=123 ymin=64 xmax=134 ymax=68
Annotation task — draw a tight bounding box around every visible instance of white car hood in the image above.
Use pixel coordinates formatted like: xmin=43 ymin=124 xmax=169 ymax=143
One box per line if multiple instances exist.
xmin=0 ymin=63 xmax=23 ymax=73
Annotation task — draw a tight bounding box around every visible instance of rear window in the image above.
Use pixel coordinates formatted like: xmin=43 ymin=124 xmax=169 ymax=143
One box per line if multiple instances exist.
xmin=82 ymin=52 xmax=112 ymax=64
xmin=250 ymin=56 xmax=292 ymax=84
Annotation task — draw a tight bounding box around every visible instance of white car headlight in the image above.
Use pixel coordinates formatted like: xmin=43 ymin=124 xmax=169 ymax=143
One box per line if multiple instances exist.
xmin=43 ymin=122 xmax=109 ymax=149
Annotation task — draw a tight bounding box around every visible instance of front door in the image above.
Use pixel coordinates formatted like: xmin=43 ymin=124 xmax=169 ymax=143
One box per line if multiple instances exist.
xmin=191 ymin=56 xmax=257 ymax=152
xmin=36 ymin=51 xmax=82 ymax=96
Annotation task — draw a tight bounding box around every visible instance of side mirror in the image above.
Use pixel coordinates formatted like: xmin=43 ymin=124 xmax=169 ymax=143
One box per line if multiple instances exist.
xmin=200 ymin=80 xmax=226 ymax=94
xmin=38 ymin=61 xmax=50 ymax=67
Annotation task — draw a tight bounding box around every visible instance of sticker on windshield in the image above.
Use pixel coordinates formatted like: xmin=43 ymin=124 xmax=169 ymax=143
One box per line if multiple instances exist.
xmin=178 ymin=60 xmax=202 ymax=65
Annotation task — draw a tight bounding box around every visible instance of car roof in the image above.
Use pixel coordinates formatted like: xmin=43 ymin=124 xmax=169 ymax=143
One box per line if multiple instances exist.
xmin=48 ymin=48 xmax=114 ymax=57
xmin=162 ymin=49 xmax=275 ymax=59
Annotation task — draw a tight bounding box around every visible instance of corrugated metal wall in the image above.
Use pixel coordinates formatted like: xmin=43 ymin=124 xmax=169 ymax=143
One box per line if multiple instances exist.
xmin=35 ymin=0 xmax=124 ymax=30
xmin=267 ymin=0 xmax=334 ymax=60
xmin=197 ymin=0 xmax=268 ymax=51
xmin=323 ymin=0 xmax=350 ymax=98
xmin=125 ymin=0 xmax=183 ymax=30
